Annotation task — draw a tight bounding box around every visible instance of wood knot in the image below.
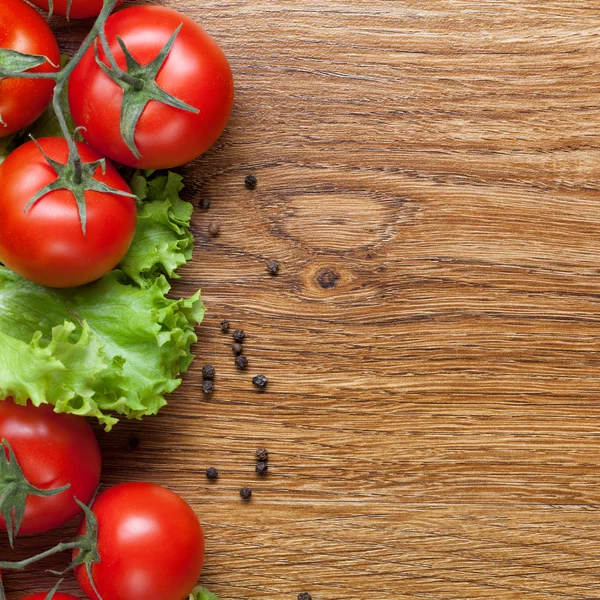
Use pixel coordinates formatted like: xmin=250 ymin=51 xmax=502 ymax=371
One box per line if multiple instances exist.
xmin=317 ymin=268 xmax=341 ymax=289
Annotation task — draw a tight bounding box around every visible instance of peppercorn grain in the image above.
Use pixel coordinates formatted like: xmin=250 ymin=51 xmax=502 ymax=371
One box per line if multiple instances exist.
xmin=233 ymin=329 xmax=245 ymax=343
xmin=202 ymin=380 xmax=215 ymax=394
xmin=256 ymin=461 xmax=268 ymax=476
xmin=245 ymin=174 xmax=258 ymax=190
xmin=267 ymin=260 xmax=280 ymax=275
xmin=235 ymin=355 xmax=249 ymax=369
xmin=202 ymin=364 xmax=216 ymax=380
xmin=128 ymin=436 xmax=140 ymax=451
xmin=206 ymin=467 xmax=219 ymax=480
xmin=240 ymin=487 xmax=252 ymax=500
xmin=252 ymin=374 xmax=268 ymax=389
xmin=256 ymin=448 xmax=269 ymax=462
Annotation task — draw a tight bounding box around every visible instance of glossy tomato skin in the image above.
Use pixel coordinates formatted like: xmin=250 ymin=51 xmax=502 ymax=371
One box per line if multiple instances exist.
xmin=0 ymin=138 xmax=137 ymax=288
xmin=75 ymin=483 xmax=205 ymax=600
xmin=28 ymin=0 xmax=123 ymax=19
xmin=0 ymin=0 xmax=60 ymax=137
xmin=0 ymin=398 xmax=101 ymax=536
xmin=69 ymin=6 xmax=234 ymax=169
xmin=22 ymin=594 xmax=80 ymax=600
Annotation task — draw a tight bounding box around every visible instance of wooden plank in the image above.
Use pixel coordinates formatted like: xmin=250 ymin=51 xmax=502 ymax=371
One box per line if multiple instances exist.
xmin=4 ymin=0 xmax=600 ymax=598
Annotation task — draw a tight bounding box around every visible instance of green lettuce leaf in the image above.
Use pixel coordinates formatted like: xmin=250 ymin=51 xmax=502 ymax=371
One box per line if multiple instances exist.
xmin=121 ymin=170 xmax=194 ymax=286
xmin=190 ymin=588 xmax=220 ymax=600
xmin=0 ymin=170 xmax=204 ymax=429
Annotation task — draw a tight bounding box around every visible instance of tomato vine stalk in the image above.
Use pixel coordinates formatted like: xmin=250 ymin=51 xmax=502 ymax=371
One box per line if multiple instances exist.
xmin=2 ymin=0 xmax=121 ymax=184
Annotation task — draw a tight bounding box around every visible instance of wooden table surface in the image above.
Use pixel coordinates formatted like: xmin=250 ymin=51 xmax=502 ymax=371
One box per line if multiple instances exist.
xmin=5 ymin=1 xmax=600 ymax=598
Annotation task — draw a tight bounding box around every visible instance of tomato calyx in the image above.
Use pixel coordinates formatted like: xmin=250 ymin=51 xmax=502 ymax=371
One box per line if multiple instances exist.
xmin=0 ymin=439 xmax=70 ymax=548
xmin=51 ymin=500 xmax=102 ymax=599
xmin=94 ymin=24 xmax=200 ymax=159
xmin=25 ymin=136 xmax=136 ymax=235
xmin=0 ymin=498 xmax=103 ymax=600
xmin=0 ymin=49 xmax=57 ymax=81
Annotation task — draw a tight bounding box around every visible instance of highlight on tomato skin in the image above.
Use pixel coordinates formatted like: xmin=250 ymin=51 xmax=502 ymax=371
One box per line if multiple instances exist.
xmin=0 ymin=398 xmax=101 ymax=538
xmin=75 ymin=482 xmax=205 ymax=600
xmin=28 ymin=0 xmax=124 ymax=19
xmin=69 ymin=5 xmax=235 ymax=170
xmin=0 ymin=0 xmax=61 ymax=137
xmin=0 ymin=137 xmax=137 ymax=289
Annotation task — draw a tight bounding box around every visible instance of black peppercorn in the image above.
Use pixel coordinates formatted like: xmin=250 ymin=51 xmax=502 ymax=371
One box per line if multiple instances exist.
xmin=208 ymin=222 xmax=220 ymax=237
xmin=202 ymin=364 xmax=216 ymax=380
xmin=220 ymin=319 xmax=230 ymax=333
xmin=202 ymin=380 xmax=214 ymax=394
xmin=298 ymin=594 xmax=312 ymax=600
xmin=232 ymin=342 xmax=243 ymax=355
xmin=235 ymin=355 xmax=249 ymax=369
xmin=244 ymin=175 xmax=257 ymax=190
xmin=252 ymin=374 xmax=268 ymax=389
xmin=198 ymin=197 xmax=211 ymax=209
xmin=240 ymin=487 xmax=252 ymax=500
xmin=128 ymin=436 xmax=140 ymax=451
xmin=206 ymin=467 xmax=219 ymax=480
xmin=232 ymin=329 xmax=245 ymax=343
xmin=267 ymin=260 xmax=279 ymax=275
xmin=256 ymin=461 xmax=268 ymax=476
xmin=256 ymin=448 xmax=269 ymax=462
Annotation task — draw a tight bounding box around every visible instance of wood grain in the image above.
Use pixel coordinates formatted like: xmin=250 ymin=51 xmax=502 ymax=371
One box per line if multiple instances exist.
xmin=5 ymin=0 xmax=600 ymax=597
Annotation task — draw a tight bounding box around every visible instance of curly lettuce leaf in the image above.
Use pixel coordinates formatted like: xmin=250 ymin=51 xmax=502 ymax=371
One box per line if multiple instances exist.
xmin=121 ymin=170 xmax=194 ymax=286
xmin=190 ymin=588 xmax=220 ymax=600
xmin=0 ymin=170 xmax=204 ymax=429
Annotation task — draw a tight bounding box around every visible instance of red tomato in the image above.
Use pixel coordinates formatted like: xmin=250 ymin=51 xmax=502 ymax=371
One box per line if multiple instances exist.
xmin=75 ymin=483 xmax=204 ymax=600
xmin=0 ymin=138 xmax=137 ymax=288
xmin=0 ymin=0 xmax=60 ymax=137
xmin=69 ymin=6 xmax=234 ymax=169
xmin=0 ymin=398 xmax=101 ymax=536
xmin=22 ymin=595 xmax=80 ymax=600
xmin=29 ymin=0 xmax=123 ymax=19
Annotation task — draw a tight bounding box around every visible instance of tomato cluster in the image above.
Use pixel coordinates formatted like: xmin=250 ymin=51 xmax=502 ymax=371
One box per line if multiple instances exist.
xmin=0 ymin=0 xmax=234 ymax=289
xmin=0 ymin=400 xmax=205 ymax=599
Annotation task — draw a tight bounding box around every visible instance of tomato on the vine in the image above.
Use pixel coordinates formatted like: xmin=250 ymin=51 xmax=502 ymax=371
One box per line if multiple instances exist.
xmin=75 ymin=482 xmax=205 ymax=600
xmin=0 ymin=0 xmax=60 ymax=137
xmin=0 ymin=398 xmax=101 ymax=537
xmin=0 ymin=138 xmax=137 ymax=288
xmin=69 ymin=6 xmax=234 ymax=169
xmin=29 ymin=0 xmax=123 ymax=20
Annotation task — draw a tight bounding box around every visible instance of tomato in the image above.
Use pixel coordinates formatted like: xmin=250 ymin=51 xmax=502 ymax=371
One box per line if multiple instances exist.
xmin=0 ymin=0 xmax=60 ymax=137
xmin=29 ymin=0 xmax=123 ymax=19
xmin=75 ymin=483 xmax=204 ymax=600
xmin=0 ymin=138 xmax=137 ymax=288
xmin=69 ymin=6 xmax=234 ymax=169
xmin=0 ymin=398 xmax=101 ymax=537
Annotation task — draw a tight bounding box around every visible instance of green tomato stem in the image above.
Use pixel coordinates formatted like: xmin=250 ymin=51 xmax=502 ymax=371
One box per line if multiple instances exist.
xmin=1 ymin=0 xmax=121 ymax=181
xmin=49 ymin=0 xmax=121 ymax=182
xmin=0 ymin=541 xmax=80 ymax=570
